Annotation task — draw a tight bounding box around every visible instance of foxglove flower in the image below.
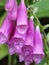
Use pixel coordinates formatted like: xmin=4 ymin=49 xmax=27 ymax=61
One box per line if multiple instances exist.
xmin=17 ymin=0 xmax=28 ymax=34
xmin=33 ymin=26 xmax=45 ymax=64
xmin=0 ymin=16 xmax=15 ymax=44
xmin=5 ymin=0 xmax=16 ymax=12
xmin=7 ymin=1 xmax=17 ymax=20
xmin=22 ymin=18 xmax=34 ymax=56
xmin=14 ymin=39 xmax=25 ymax=55
xmin=12 ymin=27 xmax=26 ymax=41
xmin=10 ymin=26 xmax=26 ymax=55
xmin=19 ymin=19 xmax=34 ymax=65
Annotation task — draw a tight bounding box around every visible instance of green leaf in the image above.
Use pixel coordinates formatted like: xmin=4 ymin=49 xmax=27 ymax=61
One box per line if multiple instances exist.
xmin=33 ymin=0 xmax=49 ymax=17
xmin=0 ymin=44 xmax=8 ymax=60
xmin=29 ymin=0 xmax=49 ymax=18
xmin=33 ymin=0 xmax=49 ymax=13
xmin=0 ymin=0 xmax=6 ymax=11
xmin=0 ymin=13 xmax=6 ymax=26
xmin=0 ymin=0 xmax=6 ymax=6
xmin=36 ymin=10 xmax=49 ymax=18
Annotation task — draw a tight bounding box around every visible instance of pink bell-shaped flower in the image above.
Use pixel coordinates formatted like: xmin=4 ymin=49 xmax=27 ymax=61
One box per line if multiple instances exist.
xmin=0 ymin=16 xmax=15 ymax=44
xmin=20 ymin=18 xmax=34 ymax=65
xmin=7 ymin=1 xmax=17 ymax=20
xmin=17 ymin=0 xmax=28 ymax=34
xmin=12 ymin=27 xmax=26 ymax=41
xmin=10 ymin=26 xmax=26 ymax=55
xmin=33 ymin=26 xmax=45 ymax=64
xmin=5 ymin=0 xmax=16 ymax=12
xmin=22 ymin=18 xmax=34 ymax=56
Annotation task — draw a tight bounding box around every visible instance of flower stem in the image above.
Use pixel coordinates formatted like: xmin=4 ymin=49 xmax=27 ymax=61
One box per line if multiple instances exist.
xmin=11 ymin=55 xmax=16 ymax=65
xmin=8 ymin=54 xmax=12 ymax=65
xmin=8 ymin=54 xmax=16 ymax=65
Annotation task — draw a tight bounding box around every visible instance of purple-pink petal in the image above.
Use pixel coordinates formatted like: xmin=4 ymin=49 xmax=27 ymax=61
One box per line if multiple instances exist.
xmin=33 ymin=26 xmax=45 ymax=64
xmin=25 ymin=19 xmax=34 ymax=46
xmin=24 ymin=61 xmax=31 ymax=65
xmin=19 ymin=19 xmax=34 ymax=65
xmin=21 ymin=19 xmax=34 ymax=56
xmin=0 ymin=16 xmax=15 ymax=44
xmin=17 ymin=0 xmax=28 ymax=34
xmin=7 ymin=1 xmax=17 ymax=20
xmin=19 ymin=55 xmax=24 ymax=62
xmin=10 ymin=30 xmax=25 ymax=55
xmin=12 ymin=26 xmax=26 ymax=41
xmin=14 ymin=38 xmax=25 ymax=55
xmin=7 ymin=40 xmax=15 ymax=55
xmin=22 ymin=45 xmax=33 ymax=56
xmin=5 ymin=0 xmax=16 ymax=12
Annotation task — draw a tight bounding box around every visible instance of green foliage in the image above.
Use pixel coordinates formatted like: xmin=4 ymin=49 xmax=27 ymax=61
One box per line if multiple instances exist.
xmin=0 ymin=0 xmax=6 ymax=6
xmin=29 ymin=0 xmax=49 ymax=18
xmin=0 ymin=44 xmax=8 ymax=60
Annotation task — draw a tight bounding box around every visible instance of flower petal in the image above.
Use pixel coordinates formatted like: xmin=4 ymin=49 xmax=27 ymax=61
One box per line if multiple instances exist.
xmin=33 ymin=26 xmax=45 ymax=64
xmin=17 ymin=0 xmax=28 ymax=34
xmin=7 ymin=1 xmax=17 ymax=20
xmin=5 ymin=0 xmax=16 ymax=12
xmin=7 ymin=40 xmax=15 ymax=55
xmin=0 ymin=16 xmax=15 ymax=44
